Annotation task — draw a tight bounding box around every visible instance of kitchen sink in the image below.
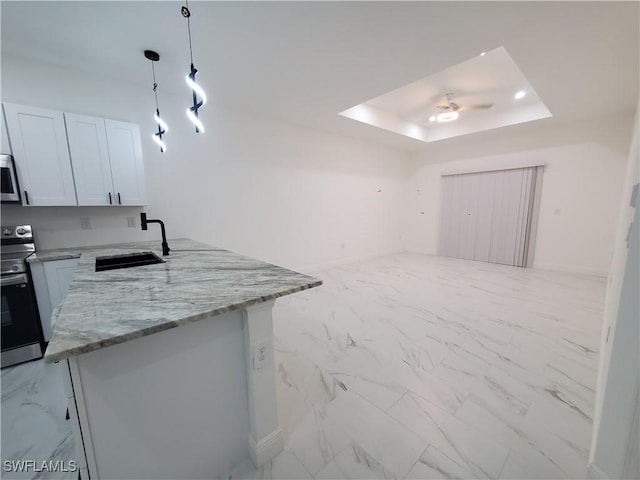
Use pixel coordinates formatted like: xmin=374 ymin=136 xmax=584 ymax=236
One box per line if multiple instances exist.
xmin=95 ymin=251 xmax=165 ymax=272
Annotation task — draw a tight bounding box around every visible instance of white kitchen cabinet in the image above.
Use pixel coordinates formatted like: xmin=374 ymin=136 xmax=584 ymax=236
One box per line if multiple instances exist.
xmin=2 ymin=103 xmax=77 ymax=206
xmin=65 ymin=114 xmax=146 ymax=206
xmin=65 ymin=113 xmax=113 ymax=206
xmin=30 ymin=257 xmax=79 ymax=342
xmin=1 ymin=107 xmax=11 ymax=154
xmin=105 ymin=120 xmax=146 ymax=206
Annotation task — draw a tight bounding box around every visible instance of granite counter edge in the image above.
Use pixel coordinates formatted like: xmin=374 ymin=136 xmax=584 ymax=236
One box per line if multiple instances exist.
xmin=44 ymin=279 xmax=323 ymax=363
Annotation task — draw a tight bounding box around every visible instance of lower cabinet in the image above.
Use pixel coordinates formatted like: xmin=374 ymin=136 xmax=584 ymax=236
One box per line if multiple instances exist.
xmin=29 ymin=258 xmax=79 ymax=342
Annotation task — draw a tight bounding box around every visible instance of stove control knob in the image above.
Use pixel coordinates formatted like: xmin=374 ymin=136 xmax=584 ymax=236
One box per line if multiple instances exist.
xmin=2 ymin=229 xmax=12 ymax=236
xmin=16 ymin=227 xmax=29 ymax=235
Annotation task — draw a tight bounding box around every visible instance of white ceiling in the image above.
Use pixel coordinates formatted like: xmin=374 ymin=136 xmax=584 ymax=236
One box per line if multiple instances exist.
xmin=1 ymin=1 xmax=638 ymax=152
xmin=341 ymin=47 xmax=552 ymax=142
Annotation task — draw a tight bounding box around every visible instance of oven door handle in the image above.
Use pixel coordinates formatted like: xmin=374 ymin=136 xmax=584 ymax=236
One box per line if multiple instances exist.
xmin=1 ymin=273 xmax=28 ymax=286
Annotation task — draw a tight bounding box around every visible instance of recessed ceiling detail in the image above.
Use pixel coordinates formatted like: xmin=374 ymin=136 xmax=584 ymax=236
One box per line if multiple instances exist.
xmin=339 ymin=47 xmax=552 ymax=143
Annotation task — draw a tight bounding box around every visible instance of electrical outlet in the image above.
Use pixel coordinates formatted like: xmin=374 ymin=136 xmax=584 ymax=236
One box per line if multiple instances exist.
xmin=127 ymin=217 xmax=136 ymax=228
xmin=253 ymin=340 xmax=268 ymax=371
xmin=80 ymin=217 xmax=92 ymax=230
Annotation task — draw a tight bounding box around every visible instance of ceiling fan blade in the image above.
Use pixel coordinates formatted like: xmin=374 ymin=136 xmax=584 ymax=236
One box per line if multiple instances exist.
xmin=458 ymin=103 xmax=494 ymax=111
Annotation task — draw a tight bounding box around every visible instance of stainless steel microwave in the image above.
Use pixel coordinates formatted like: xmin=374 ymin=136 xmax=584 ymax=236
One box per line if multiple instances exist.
xmin=0 ymin=154 xmax=21 ymax=203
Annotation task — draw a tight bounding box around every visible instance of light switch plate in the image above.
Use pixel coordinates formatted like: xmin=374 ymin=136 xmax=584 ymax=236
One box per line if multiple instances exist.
xmin=80 ymin=217 xmax=91 ymax=230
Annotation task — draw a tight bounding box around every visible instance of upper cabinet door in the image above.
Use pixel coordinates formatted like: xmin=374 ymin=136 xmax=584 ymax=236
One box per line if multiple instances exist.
xmin=105 ymin=120 xmax=146 ymax=206
xmin=1 ymin=108 xmax=11 ymax=154
xmin=65 ymin=113 xmax=114 ymax=206
xmin=2 ymin=103 xmax=77 ymax=206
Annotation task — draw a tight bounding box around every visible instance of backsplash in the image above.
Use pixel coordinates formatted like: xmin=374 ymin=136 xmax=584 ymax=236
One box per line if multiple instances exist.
xmin=1 ymin=205 xmax=153 ymax=249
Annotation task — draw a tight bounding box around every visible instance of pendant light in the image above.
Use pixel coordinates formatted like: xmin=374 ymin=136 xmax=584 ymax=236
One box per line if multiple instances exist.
xmin=181 ymin=1 xmax=207 ymax=133
xmin=144 ymin=50 xmax=168 ymax=152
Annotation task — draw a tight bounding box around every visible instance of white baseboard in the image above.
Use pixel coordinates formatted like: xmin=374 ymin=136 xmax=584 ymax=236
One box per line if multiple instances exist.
xmin=404 ymin=247 xmax=439 ymax=256
xmin=587 ymin=463 xmax=608 ymax=479
xmin=295 ymin=251 xmax=608 ymax=278
xmin=533 ymin=261 xmax=609 ymax=277
xmin=248 ymin=428 xmax=284 ymax=467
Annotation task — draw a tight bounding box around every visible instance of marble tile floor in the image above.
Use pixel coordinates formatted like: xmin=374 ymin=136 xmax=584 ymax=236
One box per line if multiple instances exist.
xmin=270 ymin=253 xmax=605 ymax=480
xmin=1 ymin=359 xmax=75 ymax=480
xmin=2 ymin=253 xmax=606 ymax=479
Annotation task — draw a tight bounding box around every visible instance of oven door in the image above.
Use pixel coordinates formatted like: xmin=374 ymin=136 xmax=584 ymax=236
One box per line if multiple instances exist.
xmin=1 ymin=273 xmax=43 ymax=358
xmin=0 ymin=155 xmax=21 ymax=203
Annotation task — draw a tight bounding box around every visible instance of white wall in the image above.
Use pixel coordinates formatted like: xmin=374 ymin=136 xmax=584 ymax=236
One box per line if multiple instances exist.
xmin=404 ymin=116 xmax=634 ymax=276
xmin=0 ymin=54 xmax=408 ymax=271
xmin=589 ymin=104 xmax=639 ymax=478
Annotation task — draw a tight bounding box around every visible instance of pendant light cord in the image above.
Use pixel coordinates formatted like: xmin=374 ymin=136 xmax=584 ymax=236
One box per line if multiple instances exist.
xmin=151 ymin=60 xmax=160 ymax=111
xmin=182 ymin=0 xmax=194 ymax=65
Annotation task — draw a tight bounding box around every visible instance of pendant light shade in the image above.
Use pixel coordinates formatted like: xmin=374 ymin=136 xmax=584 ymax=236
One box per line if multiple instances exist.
xmin=182 ymin=2 xmax=206 ymax=133
xmin=153 ymin=109 xmax=168 ymax=151
xmin=144 ymin=50 xmax=168 ymax=152
xmin=186 ymin=63 xmax=206 ymax=133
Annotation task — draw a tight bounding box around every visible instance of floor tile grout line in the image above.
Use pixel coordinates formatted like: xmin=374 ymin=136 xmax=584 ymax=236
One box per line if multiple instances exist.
xmin=384 ymin=389 xmax=409 ymax=414
xmin=286 ymin=446 xmax=316 ymax=480
xmin=401 ymin=443 xmax=430 ymax=480
xmin=496 ymin=449 xmax=513 ymax=479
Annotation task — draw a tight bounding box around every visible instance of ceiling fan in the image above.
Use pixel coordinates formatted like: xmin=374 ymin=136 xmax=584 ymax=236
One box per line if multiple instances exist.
xmin=429 ymin=93 xmax=493 ymax=123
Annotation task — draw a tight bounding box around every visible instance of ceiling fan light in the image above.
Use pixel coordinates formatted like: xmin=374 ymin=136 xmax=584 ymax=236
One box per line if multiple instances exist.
xmin=437 ymin=111 xmax=459 ymax=122
xmin=429 ymin=115 xmax=436 ymax=122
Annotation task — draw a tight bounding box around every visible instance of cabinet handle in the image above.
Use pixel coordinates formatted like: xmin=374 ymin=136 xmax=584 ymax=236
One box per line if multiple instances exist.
xmin=117 ymin=192 xmax=122 ymax=205
xmin=108 ymin=192 xmax=113 ymax=205
xmin=24 ymin=190 xmax=29 ymax=205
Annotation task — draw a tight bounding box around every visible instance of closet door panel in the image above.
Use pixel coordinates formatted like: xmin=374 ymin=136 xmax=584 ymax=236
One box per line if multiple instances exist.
xmin=473 ymin=172 xmax=496 ymax=262
xmin=439 ymin=175 xmax=456 ymax=257
xmin=488 ymin=172 xmax=505 ymax=264
xmin=514 ymin=168 xmax=534 ymax=266
xmin=438 ymin=177 xmax=453 ymax=257
xmin=457 ymin=173 xmax=480 ymax=260
xmin=490 ymin=169 xmax=525 ymax=265
xmin=441 ymin=175 xmax=464 ymax=258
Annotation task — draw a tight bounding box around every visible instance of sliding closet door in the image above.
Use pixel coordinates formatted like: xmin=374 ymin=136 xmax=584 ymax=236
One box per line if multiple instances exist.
xmin=472 ymin=172 xmax=497 ymax=262
xmin=516 ymin=167 xmax=537 ymax=266
xmin=440 ymin=175 xmax=460 ymax=258
xmin=489 ymin=169 xmax=522 ymax=265
xmin=456 ymin=173 xmax=480 ymax=260
xmin=439 ymin=166 xmax=539 ymax=267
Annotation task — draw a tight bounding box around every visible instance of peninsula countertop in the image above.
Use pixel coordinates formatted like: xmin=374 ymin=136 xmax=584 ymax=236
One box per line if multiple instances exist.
xmin=43 ymin=239 xmax=322 ymax=362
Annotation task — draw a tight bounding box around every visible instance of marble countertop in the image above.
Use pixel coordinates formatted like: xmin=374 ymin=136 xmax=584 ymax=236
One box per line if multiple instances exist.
xmin=27 ymin=249 xmax=82 ymax=262
xmin=44 ymin=239 xmax=322 ymax=362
